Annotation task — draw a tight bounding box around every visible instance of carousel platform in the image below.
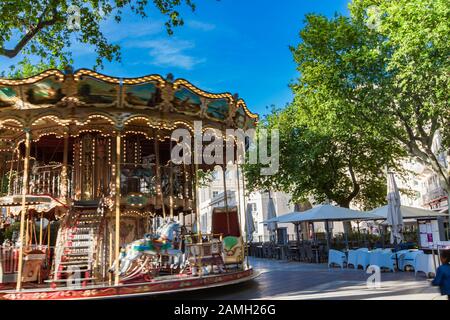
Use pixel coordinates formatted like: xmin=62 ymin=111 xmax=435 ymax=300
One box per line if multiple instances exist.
xmin=0 ymin=267 xmax=258 ymax=300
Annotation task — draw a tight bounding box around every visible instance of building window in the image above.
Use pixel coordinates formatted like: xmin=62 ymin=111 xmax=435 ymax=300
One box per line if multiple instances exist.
xmin=212 ymin=191 xmax=219 ymax=198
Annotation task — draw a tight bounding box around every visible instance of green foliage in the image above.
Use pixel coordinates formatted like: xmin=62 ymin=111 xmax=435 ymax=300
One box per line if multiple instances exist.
xmin=2 ymin=222 xmax=20 ymax=241
xmin=197 ymin=169 xmax=214 ymax=188
xmin=244 ymin=0 xmax=449 ymax=210
xmin=0 ymin=0 xmax=197 ymax=74
xmin=0 ymin=175 xmax=8 ymax=196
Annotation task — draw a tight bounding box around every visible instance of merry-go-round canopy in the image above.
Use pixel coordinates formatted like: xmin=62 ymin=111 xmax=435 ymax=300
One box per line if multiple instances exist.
xmin=0 ymin=67 xmax=258 ymax=152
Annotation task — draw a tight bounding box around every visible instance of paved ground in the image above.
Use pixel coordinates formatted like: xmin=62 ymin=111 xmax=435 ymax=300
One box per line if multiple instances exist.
xmin=151 ymin=258 xmax=447 ymax=300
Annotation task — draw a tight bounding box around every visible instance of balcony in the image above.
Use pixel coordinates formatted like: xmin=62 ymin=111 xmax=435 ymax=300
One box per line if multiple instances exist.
xmin=6 ymin=164 xmax=72 ymax=200
xmin=422 ymin=186 xmax=448 ymax=205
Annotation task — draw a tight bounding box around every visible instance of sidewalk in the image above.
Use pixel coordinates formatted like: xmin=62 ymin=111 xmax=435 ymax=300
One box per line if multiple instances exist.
xmin=250 ymin=258 xmax=447 ymax=300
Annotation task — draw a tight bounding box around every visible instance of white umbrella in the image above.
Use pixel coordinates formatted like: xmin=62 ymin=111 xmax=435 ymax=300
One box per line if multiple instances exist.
xmin=387 ymin=172 xmax=403 ymax=244
xmin=279 ymin=205 xmax=383 ymax=223
xmin=261 ymin=211 xmax=298 ymax=224
xmin=369 ymin=205 xmax=448 ymax=219
xmin=278 ymin=204 xmax=383 ymax=250
xmin=245 ymin=203 xmax=255 ymax=242
xmin=266 ymin=193 xmax=277 ymax=241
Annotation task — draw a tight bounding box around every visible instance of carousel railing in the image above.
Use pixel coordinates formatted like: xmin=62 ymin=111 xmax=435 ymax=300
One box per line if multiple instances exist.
xmin=120 ymin=162 xmax=192 ymax=200
xmin=10 ymin=164 xmax=72 ymax=199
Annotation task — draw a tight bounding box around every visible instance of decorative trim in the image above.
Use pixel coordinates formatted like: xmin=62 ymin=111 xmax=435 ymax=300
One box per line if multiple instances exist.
xmin=173 ymin=79 xmax=233 ymax=101
xmin=0 ymin=69 xmax=64 ymax=86
xmin=74 ymin=69 xmax=166 ymax=87
xmin=237 ymin=99 xmax=259 ymax=120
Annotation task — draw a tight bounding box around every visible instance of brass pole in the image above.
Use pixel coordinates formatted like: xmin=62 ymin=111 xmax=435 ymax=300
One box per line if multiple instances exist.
xmin=222 ymin=166 xmax=231 ymax=235
xmin=109 ymin=231 xmax=113 ymax=285
xmin=16 ymin=129 xmax=31 ymax=291
xmin=0 ymin=153 xmax=4 ymax=195
xmin=241 ymin=161 xmax=250 ymax=268
xmin=154 ymin=136 xmax=165 ymax=218
xmin=48 ymin=221 xmax=51 ymax=248
xmin=7 ymin=149 xmax=16 ymax=195
xmin=39 ymin=213 xmax=43 ymax=247
xmin=114 ymin=131 xmax=122 ymax=286
xmin=25 ymin=217 xmax=29 ymax=247
xmin=169 ymin=139 xmax=174 ymax=220
xmin=195 ymin=163 xmax=201 ymax=243
xmin=236 ymin=164 xmax=243 ymax=235
xmin=62 ymin=132 xmax=69 ymax=201
xmin=191 ymin=138 xmax=201 ymax=243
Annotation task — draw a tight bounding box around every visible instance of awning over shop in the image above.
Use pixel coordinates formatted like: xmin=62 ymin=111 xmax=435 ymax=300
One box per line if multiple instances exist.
xmin=369 ymin=205 xmax=449 ymax=220
xmin=263 ymin=204 xmax=383 ymax=223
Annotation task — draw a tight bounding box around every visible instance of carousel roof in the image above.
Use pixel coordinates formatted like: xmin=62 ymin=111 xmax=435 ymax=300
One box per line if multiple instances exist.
xmin=0 ymin=68 xmax=258 ymax=139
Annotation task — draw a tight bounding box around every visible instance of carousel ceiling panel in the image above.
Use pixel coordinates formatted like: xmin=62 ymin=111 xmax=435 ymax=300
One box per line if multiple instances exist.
xmin=0 ymin=86 xmax=17 ymax=108
xmin=123 ymin=82 xmax=162 ymax=109
xmin=207 ymin=99 xmax=229 ymax=121
xmin=173 ymin=87 xmax=202 ymax=114
xmin=23 ymin=78 xmax=65 ymax=107
xmin=77 ymin=76 xmax=118 ymax=106
xmin=0 ymin=68 xmax=259 ymax=130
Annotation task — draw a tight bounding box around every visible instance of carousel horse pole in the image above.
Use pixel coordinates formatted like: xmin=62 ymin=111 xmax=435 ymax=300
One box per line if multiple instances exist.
xmin=109 ymin=221 xmax=183 ymax=278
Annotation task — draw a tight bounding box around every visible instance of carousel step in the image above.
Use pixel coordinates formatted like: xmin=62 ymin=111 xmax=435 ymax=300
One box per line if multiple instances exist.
xmin=64 ymin=245 xmax=90 ymax=249
xmin=77 ymin=219 xmax=99 ymax=223
xmin=75 ymin=223 xmax=98 ymax=228
xmin=71 ymin=230 xmax=91 ymax=235
xmin=65 ymin=253 xmax=90 ymax=257
xmin=70 ymin=235 xmax=93 ymax=240
xmin=73 ymin=226 xmax=97 ymax=231
xmin=67 ymin=238 xmax=92 ymax=242
xmin=63 ymin=256 xmax=89 ymax=260
xmin=60 ymin=261 xmax=90 ymax=266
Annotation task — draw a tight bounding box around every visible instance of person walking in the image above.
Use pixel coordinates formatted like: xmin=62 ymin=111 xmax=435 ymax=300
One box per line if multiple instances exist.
xmin=432 ymin=250 xmax=450 ymax=300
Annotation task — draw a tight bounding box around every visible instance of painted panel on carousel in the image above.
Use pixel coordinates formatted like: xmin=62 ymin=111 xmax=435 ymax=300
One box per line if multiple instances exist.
xmin=244 ymin=115 xmax=257 ymax=130
xmin=206 ymin=99 xmax=229 ymax=121
xmin=124 ymin=82 xmax=162 ymax=109
xmin=77 ymin=77 xmax=117 ymax=106
xmin=234 ymin=107 xmax=246 ymax=128
xmin=0 ymin=87 xmax=18 ymax=109
xmin=23 ymin=78 xmax=65 ymax=107
xmin=173 ymin=87 xmax=201 ymax=114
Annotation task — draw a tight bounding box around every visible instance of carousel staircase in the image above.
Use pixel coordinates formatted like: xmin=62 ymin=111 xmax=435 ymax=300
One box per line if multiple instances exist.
xmin=50 ymin=200 xmax=105 ymax=286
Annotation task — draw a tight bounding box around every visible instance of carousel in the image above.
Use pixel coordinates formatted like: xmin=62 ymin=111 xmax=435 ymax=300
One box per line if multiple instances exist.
xmin=0 ymin=67 xmax=259 ymax=300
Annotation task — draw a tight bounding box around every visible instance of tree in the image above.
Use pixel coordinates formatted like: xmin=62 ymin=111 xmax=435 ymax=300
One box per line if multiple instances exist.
xmin=244 ymin=97 xmax=400 ymax=210
xmin=245 ymin=0 xmax=449 ymax=210
xmin=347 ymin=0 xmax=449 ymax=195
xmin=0 ymin=0 xmax=197 ymax=73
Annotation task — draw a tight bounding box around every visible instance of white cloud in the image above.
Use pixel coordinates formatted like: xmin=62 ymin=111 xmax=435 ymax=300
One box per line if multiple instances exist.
xmin=127 ymin=39 xmax=205 ymax=70
xmin=187 ymin=20 xmax=216 ymax=32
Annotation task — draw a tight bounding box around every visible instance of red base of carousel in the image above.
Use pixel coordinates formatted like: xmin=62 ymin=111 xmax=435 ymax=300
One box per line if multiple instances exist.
xmin=0 ymin=267 xmax=257 ymax=300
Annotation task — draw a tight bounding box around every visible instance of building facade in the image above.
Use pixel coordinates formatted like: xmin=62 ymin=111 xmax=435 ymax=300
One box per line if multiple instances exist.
xmin=198 ymin=166 xmax=296 ymax=242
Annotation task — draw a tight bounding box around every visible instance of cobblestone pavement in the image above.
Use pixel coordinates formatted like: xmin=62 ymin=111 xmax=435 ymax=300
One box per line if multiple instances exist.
xmin=150 ymin=258 xmax=447 ymax=300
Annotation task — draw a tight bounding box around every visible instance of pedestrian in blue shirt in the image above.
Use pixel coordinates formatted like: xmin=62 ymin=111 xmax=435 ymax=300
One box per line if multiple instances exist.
xmin=432 ymin=250 xmax=450 ymax=300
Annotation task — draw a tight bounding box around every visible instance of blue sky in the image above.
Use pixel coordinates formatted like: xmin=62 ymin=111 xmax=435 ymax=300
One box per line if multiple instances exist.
xmin=0 ymin=0 xmax=350 ymax=116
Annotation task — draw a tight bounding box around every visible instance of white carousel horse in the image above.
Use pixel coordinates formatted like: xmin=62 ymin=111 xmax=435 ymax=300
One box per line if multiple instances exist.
xmin=110 ymin=221 xmax=183 ymax=276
